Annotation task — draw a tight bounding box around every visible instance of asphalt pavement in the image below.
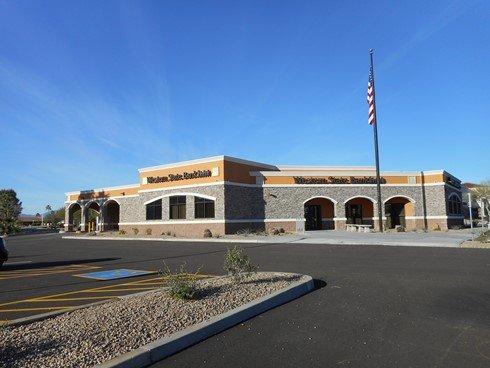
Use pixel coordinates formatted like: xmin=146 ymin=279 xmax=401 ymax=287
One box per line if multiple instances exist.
xmin=2 ymin=234 xmax=489 ymax=367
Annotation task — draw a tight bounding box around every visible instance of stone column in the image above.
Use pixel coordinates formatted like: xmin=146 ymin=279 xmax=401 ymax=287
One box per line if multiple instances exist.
xmin=80 ymin=204 xmax=87 ymax=232
xmin=64 ymin=206 xmax=70 ymax=232
xmin=99 ymin=202 xmax=105 ymax=232
xmin=373 ymin=201 xmax=385 ymax=232
xmin=334 ymin=202 xmax=346 ymax=230
xmin=186 ymin=195 xmax=195 ymax=220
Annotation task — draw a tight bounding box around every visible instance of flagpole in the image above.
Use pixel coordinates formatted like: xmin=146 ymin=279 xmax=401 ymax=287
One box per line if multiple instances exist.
xmin=369 ymin=49 xmax=383 ymax=232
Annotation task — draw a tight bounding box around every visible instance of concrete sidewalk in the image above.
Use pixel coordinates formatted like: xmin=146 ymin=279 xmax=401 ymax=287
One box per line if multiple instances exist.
xmin=64 ymin=229 xmax=476 ymax=248
xmin=292 ymin=229 xmax=475 ymax=247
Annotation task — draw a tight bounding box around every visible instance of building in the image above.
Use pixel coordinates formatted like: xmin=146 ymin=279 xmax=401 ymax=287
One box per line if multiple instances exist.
xmin=19 ymin=214 xmax=42 ymax=227
xmin=64 ymin=155 xmax=464 ymax=236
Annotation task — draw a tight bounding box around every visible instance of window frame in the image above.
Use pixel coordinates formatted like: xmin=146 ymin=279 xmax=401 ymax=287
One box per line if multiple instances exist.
xmin=448 ymin=195 xmax=462 ymax=215
xmin=146 ymin=199 xmax=162 ymax=220
xmin=169 ymin=195 xmax=186 ymax=220
xmin=195 ymin=197 xmax=215 ymax=219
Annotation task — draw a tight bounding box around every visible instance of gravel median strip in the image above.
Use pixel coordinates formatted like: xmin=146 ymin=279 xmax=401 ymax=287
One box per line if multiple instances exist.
xmin=1 ymin=272 xmax=306 ymax=368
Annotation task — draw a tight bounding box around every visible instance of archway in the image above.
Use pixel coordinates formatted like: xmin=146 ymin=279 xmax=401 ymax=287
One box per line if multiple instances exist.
xmin=304 ymin=197 xmax=335 ymax=230
xmin=104 ymin=200 xmax=120 ymax=231
xmin=86 ymin=202 xmax=100 ymax=232
xmin=345 ymin=197 xmax=375 ymax=226
xmin=384 ymin=196 xmax=414 ymax=229
xmin=68 ymin=203 xmax=82 ymax=231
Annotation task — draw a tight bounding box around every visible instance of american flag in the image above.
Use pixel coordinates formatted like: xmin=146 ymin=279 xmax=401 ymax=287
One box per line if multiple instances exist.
xmin=366 ymin=68 xmax=376 ymax=125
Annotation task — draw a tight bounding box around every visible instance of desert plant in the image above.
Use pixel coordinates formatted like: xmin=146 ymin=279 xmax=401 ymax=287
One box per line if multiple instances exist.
xmin=118 ymin=229 xmax=126 ymax=235
xmin=223 ymin=246 xmax=258 ymax=282
xmin=203 ymin=229 xmax=212 ymax=238
xmin=146 ymin=228 xmax=152 ymax=236
xmin=132 ymin=227 xmax=139 ymax=235
xmin=159 ymin=261 xmax=202 ymax=300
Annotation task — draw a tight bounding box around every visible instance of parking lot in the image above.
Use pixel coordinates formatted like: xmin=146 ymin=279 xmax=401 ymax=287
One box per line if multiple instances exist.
xmin=2 ymin=233 xmax=490 ymax=367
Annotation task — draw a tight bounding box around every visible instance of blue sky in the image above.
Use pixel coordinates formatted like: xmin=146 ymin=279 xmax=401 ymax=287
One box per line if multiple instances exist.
xmin=0 ymin=0 xmax=488 ymax=214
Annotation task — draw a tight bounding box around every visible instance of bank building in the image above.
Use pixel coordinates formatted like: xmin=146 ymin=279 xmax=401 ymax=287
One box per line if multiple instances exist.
xmin=64 ymin=155 xmax=464 ymax=236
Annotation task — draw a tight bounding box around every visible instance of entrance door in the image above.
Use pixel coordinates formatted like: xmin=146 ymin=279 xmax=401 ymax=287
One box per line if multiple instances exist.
xmin=305 ymin=204 xmax=322 ymax=230
xmin=389 ymin=203 xmax=405 ymax=228
xmin=346 ymin=204 xmax=363 ymax=224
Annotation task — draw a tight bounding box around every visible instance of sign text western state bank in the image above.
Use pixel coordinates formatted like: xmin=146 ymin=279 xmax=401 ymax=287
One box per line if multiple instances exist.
xmin=293 ymin=176 xmax=387 ymax=185
xmin=147 ymin=170 xmax=212 ymax=184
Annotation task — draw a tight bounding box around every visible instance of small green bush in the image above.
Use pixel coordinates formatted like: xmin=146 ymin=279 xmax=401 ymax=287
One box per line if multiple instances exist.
xmin=223 ymin=246 xmax=258 ymax=282
xmin=146 ymin=228 xmax=152 ymax=236
xmin=118 ymin=229 xmax=126 ymax=235
xmin=159 ymin=261 xmax=202 ymax=300
xmin=132 ymin=228 xmax=139 ymax=235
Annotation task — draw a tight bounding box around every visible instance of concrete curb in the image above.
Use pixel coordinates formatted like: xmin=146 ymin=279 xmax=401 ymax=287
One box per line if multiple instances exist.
xmin=97 ymin=275 xmax=315 ymax=368
xmin=62 ymin=235 xmax=465 ymax=247
xmin=62 ymin=235 xmax=292 ymax=244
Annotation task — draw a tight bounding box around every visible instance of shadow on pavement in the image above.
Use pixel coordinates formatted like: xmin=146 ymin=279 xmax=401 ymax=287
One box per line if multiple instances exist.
xmin=0 ymin=258 xmax=120 ymax=271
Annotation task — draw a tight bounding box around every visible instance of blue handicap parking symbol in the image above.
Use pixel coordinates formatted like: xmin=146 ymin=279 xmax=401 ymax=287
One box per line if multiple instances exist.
xmin=76 ymin=268 xmax=155 ymax=280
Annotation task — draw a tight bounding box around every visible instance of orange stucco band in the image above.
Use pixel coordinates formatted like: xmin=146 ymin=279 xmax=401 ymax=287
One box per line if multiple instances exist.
xmin=139 ymin=158 xmax=274 ymax=191
xmin=223 ymin=160 xmax=272 ymax=185
xmin=69 ymin=186 xmax=139 ymax=201
xmin=262 ymin=173 xmax=445 ymax=185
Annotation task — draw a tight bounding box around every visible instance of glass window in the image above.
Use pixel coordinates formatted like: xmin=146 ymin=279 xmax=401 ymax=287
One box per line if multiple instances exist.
xmin=195 ymin=197 xmax=215 ymax=219
xmin=448 ymin=196 xmax=461 ymax=215
xmin=170 ymin=196 xmax=186 ymax=219
xmin=146 ymin=199 xmax=162 ymax=220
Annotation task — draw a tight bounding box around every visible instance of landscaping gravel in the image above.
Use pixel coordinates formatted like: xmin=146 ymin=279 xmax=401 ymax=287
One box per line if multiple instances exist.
xmin=1 ymin=272 xmax=304 ymax=368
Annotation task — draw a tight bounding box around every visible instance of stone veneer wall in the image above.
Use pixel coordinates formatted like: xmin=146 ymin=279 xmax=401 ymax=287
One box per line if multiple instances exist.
xmin=116 ymin=184 xmax=226 ymax=237
xmin=65 ymin=182 xmax=463 ymax=235
xmin=223 ymin=183 xmax=460 ymax=232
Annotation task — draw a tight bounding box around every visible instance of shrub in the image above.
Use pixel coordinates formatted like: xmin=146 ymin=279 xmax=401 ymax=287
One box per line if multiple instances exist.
xmin=159 ymin=261 xmax=202 ymax=300
xmin=475 ymin=230 xmax=490 ymax=243
xmin=203 ymin=229 xmax=212 ymax=238
xmin=279 ymin=228 xmax=285 ymax=233
xmin=132 ymin=228 xmax=139 ymax=235
xmin=146 ymin=228 xmax=152 ymax=236
xmin=395 ymin=225 xmax=405 ymax=232
xmin=271 ymin=228 xmax=280 ymax=235
xmin=118 ymin=229 xmax=126 ymax=235
xmin=223 ymin=246 xmax=258 ymax=282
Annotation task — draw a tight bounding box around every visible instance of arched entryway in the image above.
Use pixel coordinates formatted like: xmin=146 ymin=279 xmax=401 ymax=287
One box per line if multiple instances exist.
xmin=86 ymin=202 xmax=101 ymax=232
xmin=345 ymin=196 xmax=375 ymax=226
xmin=68 ymin=203 xmax=82 ymax=231
xmin=384 ymin=196 xmax=414 ymax=229
xmin=104 ymin=200 xmax=120 ymax=231
xmin=304 ymin=197 xmax=336 ymax=230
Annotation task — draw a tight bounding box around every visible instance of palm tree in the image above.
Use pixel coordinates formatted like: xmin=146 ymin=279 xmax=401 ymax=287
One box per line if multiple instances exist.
xmin=42 ymin=205 xmax=53 ymax=226
xmin=470 ymin=180 xmax=490 ymax=228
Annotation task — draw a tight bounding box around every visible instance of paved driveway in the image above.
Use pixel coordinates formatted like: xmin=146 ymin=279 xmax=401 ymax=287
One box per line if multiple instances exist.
xmin=2 ymin=235 xmax=490 ymax=367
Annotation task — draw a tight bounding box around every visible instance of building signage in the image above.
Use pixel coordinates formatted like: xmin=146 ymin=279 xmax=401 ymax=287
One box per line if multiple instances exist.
xmin=147 ymin=170 xmax=212 ymax=184
xmin=293 ymin=176 xmax=387 ymax=185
